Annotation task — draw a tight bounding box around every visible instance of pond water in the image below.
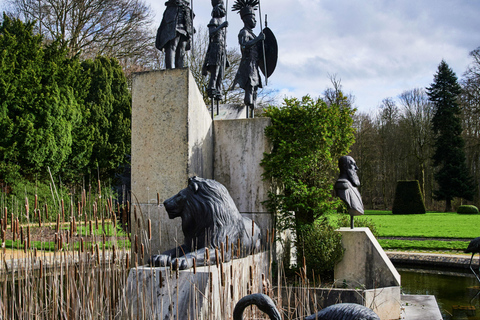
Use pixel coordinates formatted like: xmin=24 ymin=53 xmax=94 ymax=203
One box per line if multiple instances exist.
xmin=399 ymin=266 xmax=480 ymax=320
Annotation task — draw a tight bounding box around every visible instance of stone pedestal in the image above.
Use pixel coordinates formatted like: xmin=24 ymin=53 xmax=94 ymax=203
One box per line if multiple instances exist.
xmin=130 ymin=69 xmax=274 ymax=265
xmin=119 ymin=252 xmax=271 ymax=320
xmin=334 ymin=228 xmax=400 ymax=289
xmin=131 ymin=68 xmax=213 ymax=262
xmin=334 ymin=227 xmax=401 ymax=320
xmin=214 ymin=118 xmax=272 ymax=214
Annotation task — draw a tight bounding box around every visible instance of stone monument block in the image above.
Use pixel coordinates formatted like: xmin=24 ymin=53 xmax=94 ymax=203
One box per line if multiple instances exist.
xmin=334 ymin=227 xmax=400 ymax=289
xmin=334 ymin=227 xmax=401 ymax=320
xmin=119 ymin=252 xmax=270 ymax=320
xmin=131 ymin=68 xmax=213 ymax=261
xmin=214 ymin=118 xmax=272 ymax=214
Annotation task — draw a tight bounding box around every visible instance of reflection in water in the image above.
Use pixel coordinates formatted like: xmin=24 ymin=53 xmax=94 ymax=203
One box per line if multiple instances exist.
xmin=399 ymin=267 xmax=480 ymax=320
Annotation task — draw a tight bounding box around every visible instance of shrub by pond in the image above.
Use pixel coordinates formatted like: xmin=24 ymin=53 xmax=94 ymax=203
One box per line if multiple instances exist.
xmin=457 ymin=205 xmax=479 ymax=214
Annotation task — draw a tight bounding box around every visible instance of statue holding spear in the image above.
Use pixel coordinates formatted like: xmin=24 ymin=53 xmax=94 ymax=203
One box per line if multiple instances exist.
xmin=232 ymin=0 xmax=277 ymax=118
xmin=202 ymin=0 xmax=229 ymax=117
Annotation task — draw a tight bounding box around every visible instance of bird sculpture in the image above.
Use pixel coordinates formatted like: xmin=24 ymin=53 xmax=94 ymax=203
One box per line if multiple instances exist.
xmin=465 ymin=237 xmax=480 ymax=283
xmin=233 ymin=293 xmax=380 ymax=320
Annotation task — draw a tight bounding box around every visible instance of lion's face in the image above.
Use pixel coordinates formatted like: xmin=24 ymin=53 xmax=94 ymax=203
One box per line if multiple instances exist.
xmin=163 ymin=191 xmax=187 ymax=219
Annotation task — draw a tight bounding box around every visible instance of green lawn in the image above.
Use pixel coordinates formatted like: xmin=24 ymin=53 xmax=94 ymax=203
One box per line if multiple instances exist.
xmin=377 ymin=239 xmax=468 ymax=251
xmin=357 ymin=210 xmax=480 ymax=239
xmin=341 ymin=210 xmax=480 ymax=252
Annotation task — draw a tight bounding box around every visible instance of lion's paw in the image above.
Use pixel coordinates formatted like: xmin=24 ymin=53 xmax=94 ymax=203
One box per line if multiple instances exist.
xmin=150 ymin=254 xmax=171 ymax=267
xmin=171 ymin=257 xmax=192 ymax=270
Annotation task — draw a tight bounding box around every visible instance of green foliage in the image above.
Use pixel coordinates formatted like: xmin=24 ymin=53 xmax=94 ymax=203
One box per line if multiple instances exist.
xmin=261 ymin=96 xmax=356 ymax=227
xmin=0 ymin=14 xmax=82 ymax=181
xmin=335 ymin=213 xmax=379 ymax=237
xmin=5 ymin=179 xmax=69 ymax=222
xmin=392 ymin=180 xmax=426 ymax=214
xmin=427 ymin=60 xmax=475 ymax=209
xmin=457 ymin=205 xmax=479 ymax=214
xmin=297 ymin=218 xmax=345 ymax=279
xmin=0 ymin=15 xmax=131 ymax=188
xmin=80 ymin=57 xmax=131 ymax=178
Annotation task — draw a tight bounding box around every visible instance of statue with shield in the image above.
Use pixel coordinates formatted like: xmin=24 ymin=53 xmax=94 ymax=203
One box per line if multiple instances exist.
xmin=232 ymin=0 xmax=277 ymax=118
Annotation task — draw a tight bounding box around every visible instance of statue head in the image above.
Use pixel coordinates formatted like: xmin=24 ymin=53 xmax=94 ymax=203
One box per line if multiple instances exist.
xmin=232 ymin=0 xmax=259 ymax=26
xmin=338 ymin=156 xmax=360 ymax=187
xmin=211 ymin=0 xmax=226 ymax=17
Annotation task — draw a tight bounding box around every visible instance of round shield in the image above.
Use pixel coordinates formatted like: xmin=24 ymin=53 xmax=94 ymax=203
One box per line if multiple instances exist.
xmin=257 ymin=27 xmax=278 ymax=78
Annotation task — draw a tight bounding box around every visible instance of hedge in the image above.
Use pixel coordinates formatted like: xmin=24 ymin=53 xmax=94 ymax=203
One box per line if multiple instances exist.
xmin=392 ymin=180 xmax=426 ymax=214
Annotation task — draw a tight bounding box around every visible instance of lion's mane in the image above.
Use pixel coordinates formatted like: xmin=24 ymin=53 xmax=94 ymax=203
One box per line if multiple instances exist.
xmin=180 ymin=177 xmax=248 ymax=251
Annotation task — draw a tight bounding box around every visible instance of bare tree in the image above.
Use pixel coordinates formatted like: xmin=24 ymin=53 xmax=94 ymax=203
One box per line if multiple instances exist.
xmin=323 ymin=74 xmax=355 ymax=109
xmin=8 ymin=0 xmax=154 ymax=60
xmin=398 ymin=88 xmax=434 ymax=202
xmin=350 ymin=112 xmax=379 ymax=208
xmin=461 ymin=47 xmax=480 ymax=203
xmin=380 ymin=99 xmax=401 ymax=208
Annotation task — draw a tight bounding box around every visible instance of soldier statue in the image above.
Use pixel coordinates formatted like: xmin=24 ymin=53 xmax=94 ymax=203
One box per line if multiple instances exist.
xmin=202 ymin=0 xmax=229 ymax=101
xmin=156 ymin=0 xmax=195 ymax=69
xmin=232 ymin=0 xmax=265 ymax=118
xmin=334 ymin=156 xmax=364 ymax=229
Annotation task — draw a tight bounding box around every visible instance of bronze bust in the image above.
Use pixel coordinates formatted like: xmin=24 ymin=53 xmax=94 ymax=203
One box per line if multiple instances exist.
xmin=334 ymin=156 xmax=364 ymax=228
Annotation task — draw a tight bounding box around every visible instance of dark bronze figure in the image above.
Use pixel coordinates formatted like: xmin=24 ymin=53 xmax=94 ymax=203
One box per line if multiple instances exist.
xmin=150 ymin=177 xmax=261 ymax=270
xmin=233 ymin=293 xmax=380 ymax=320
xmin=334 ymin=156 xmax=364 ymax=229
xmin=155 ymin=0 xmax=194 ymax=69
xmin=202 ymin=0 xmax=229 ymax=101
xmin=232 ymin=0 xmax=265 ymax=118
xmin=465 ymin=237 xmax=480 ymax=283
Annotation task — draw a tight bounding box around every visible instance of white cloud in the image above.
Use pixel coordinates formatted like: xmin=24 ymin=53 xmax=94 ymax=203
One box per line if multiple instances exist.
xmin=145 ymin=0 xmax=480 ymax=112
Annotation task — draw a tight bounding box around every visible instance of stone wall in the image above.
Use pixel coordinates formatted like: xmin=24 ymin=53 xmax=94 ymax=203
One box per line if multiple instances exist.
xmin=131 ymin=68 xmax=213 ymax=263
xmin=130 ymin=69 xmax=273 ymax=263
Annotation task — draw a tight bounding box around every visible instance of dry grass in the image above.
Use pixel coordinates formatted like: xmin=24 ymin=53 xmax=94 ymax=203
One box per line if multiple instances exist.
xmin=0 ymin=186 xmax=350 ymax=319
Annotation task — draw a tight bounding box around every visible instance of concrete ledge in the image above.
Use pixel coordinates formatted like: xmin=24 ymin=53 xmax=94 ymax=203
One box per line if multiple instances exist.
xmin=335 ymin=228 xmax=401 ymax=289
xmin=334 ymin=228 xmax=401 ymax=319
xmin=119 ymin=252 xmax=270 ymax=320
xmin=401 ymin=294 xmax=443 ymax=320
xmin=388 ymin=251 xmax=478 ymax=270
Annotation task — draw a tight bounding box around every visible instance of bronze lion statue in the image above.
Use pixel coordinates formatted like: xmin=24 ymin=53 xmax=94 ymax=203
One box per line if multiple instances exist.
xmin=150 ymin=176 xmax=262 ymax=269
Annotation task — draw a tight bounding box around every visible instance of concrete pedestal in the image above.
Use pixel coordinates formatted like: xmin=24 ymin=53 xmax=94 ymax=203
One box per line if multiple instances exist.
xmin=334 ymin=227 xmax=401 ymax=320
xmin=119 ymin=252 xmax=271 ymax=320
xmin=131 ymin=68 xmax=213 ymax=263
xmin=130 ymin=69 xmax=274 ymax=265
xmin=214 ymin=118 xmax=272 ymax=214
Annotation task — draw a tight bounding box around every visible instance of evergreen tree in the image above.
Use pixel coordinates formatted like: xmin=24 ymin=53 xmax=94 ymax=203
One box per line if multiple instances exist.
xmin=426 ymin=60 xmax=475 ymax=211
xmin=0 ymin=14 xmax=131 ymax=185
xmin=80 ymin=57 xmax=131 ymax=180
xmin=0 ymin=14 xmax=82 ymax=182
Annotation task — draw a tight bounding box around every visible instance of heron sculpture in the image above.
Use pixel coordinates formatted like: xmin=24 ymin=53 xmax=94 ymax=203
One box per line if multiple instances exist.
xmin=233 ymin=293 xmax=380 ymax=320
xmin=465 ymin=237 xmax=480 ymax=283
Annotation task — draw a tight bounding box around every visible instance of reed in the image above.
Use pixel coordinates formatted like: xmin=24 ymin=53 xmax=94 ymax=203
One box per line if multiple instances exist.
xmin=0 ymin=184 xmax=343 ymax=320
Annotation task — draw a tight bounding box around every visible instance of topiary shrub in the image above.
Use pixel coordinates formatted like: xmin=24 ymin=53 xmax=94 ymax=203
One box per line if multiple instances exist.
xmin=392 ymin=180 xmax=426 ymax=214
xmin=297 ymin=218 xmax=345 ymax=280
xmin=457 ymin=205 xmax=479 ymax=214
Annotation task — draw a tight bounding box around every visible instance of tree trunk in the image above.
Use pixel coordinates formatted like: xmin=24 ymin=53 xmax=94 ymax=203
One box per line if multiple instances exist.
xmin=445 ymin=199 xmax=452 ymax=212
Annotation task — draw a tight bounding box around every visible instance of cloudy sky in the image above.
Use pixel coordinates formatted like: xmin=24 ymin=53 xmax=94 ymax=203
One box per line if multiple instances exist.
xmin=147 ymin=0 xmax=480 ymax=112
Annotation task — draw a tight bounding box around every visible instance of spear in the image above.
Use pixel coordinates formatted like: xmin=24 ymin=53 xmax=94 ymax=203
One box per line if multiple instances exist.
xmin=219 ymin=0 xmax=229 ymax=114
xmin=258 ymin=0 xmax=268 ymax=86
xmin=190 ymin=0 xmax=195 ymax=60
